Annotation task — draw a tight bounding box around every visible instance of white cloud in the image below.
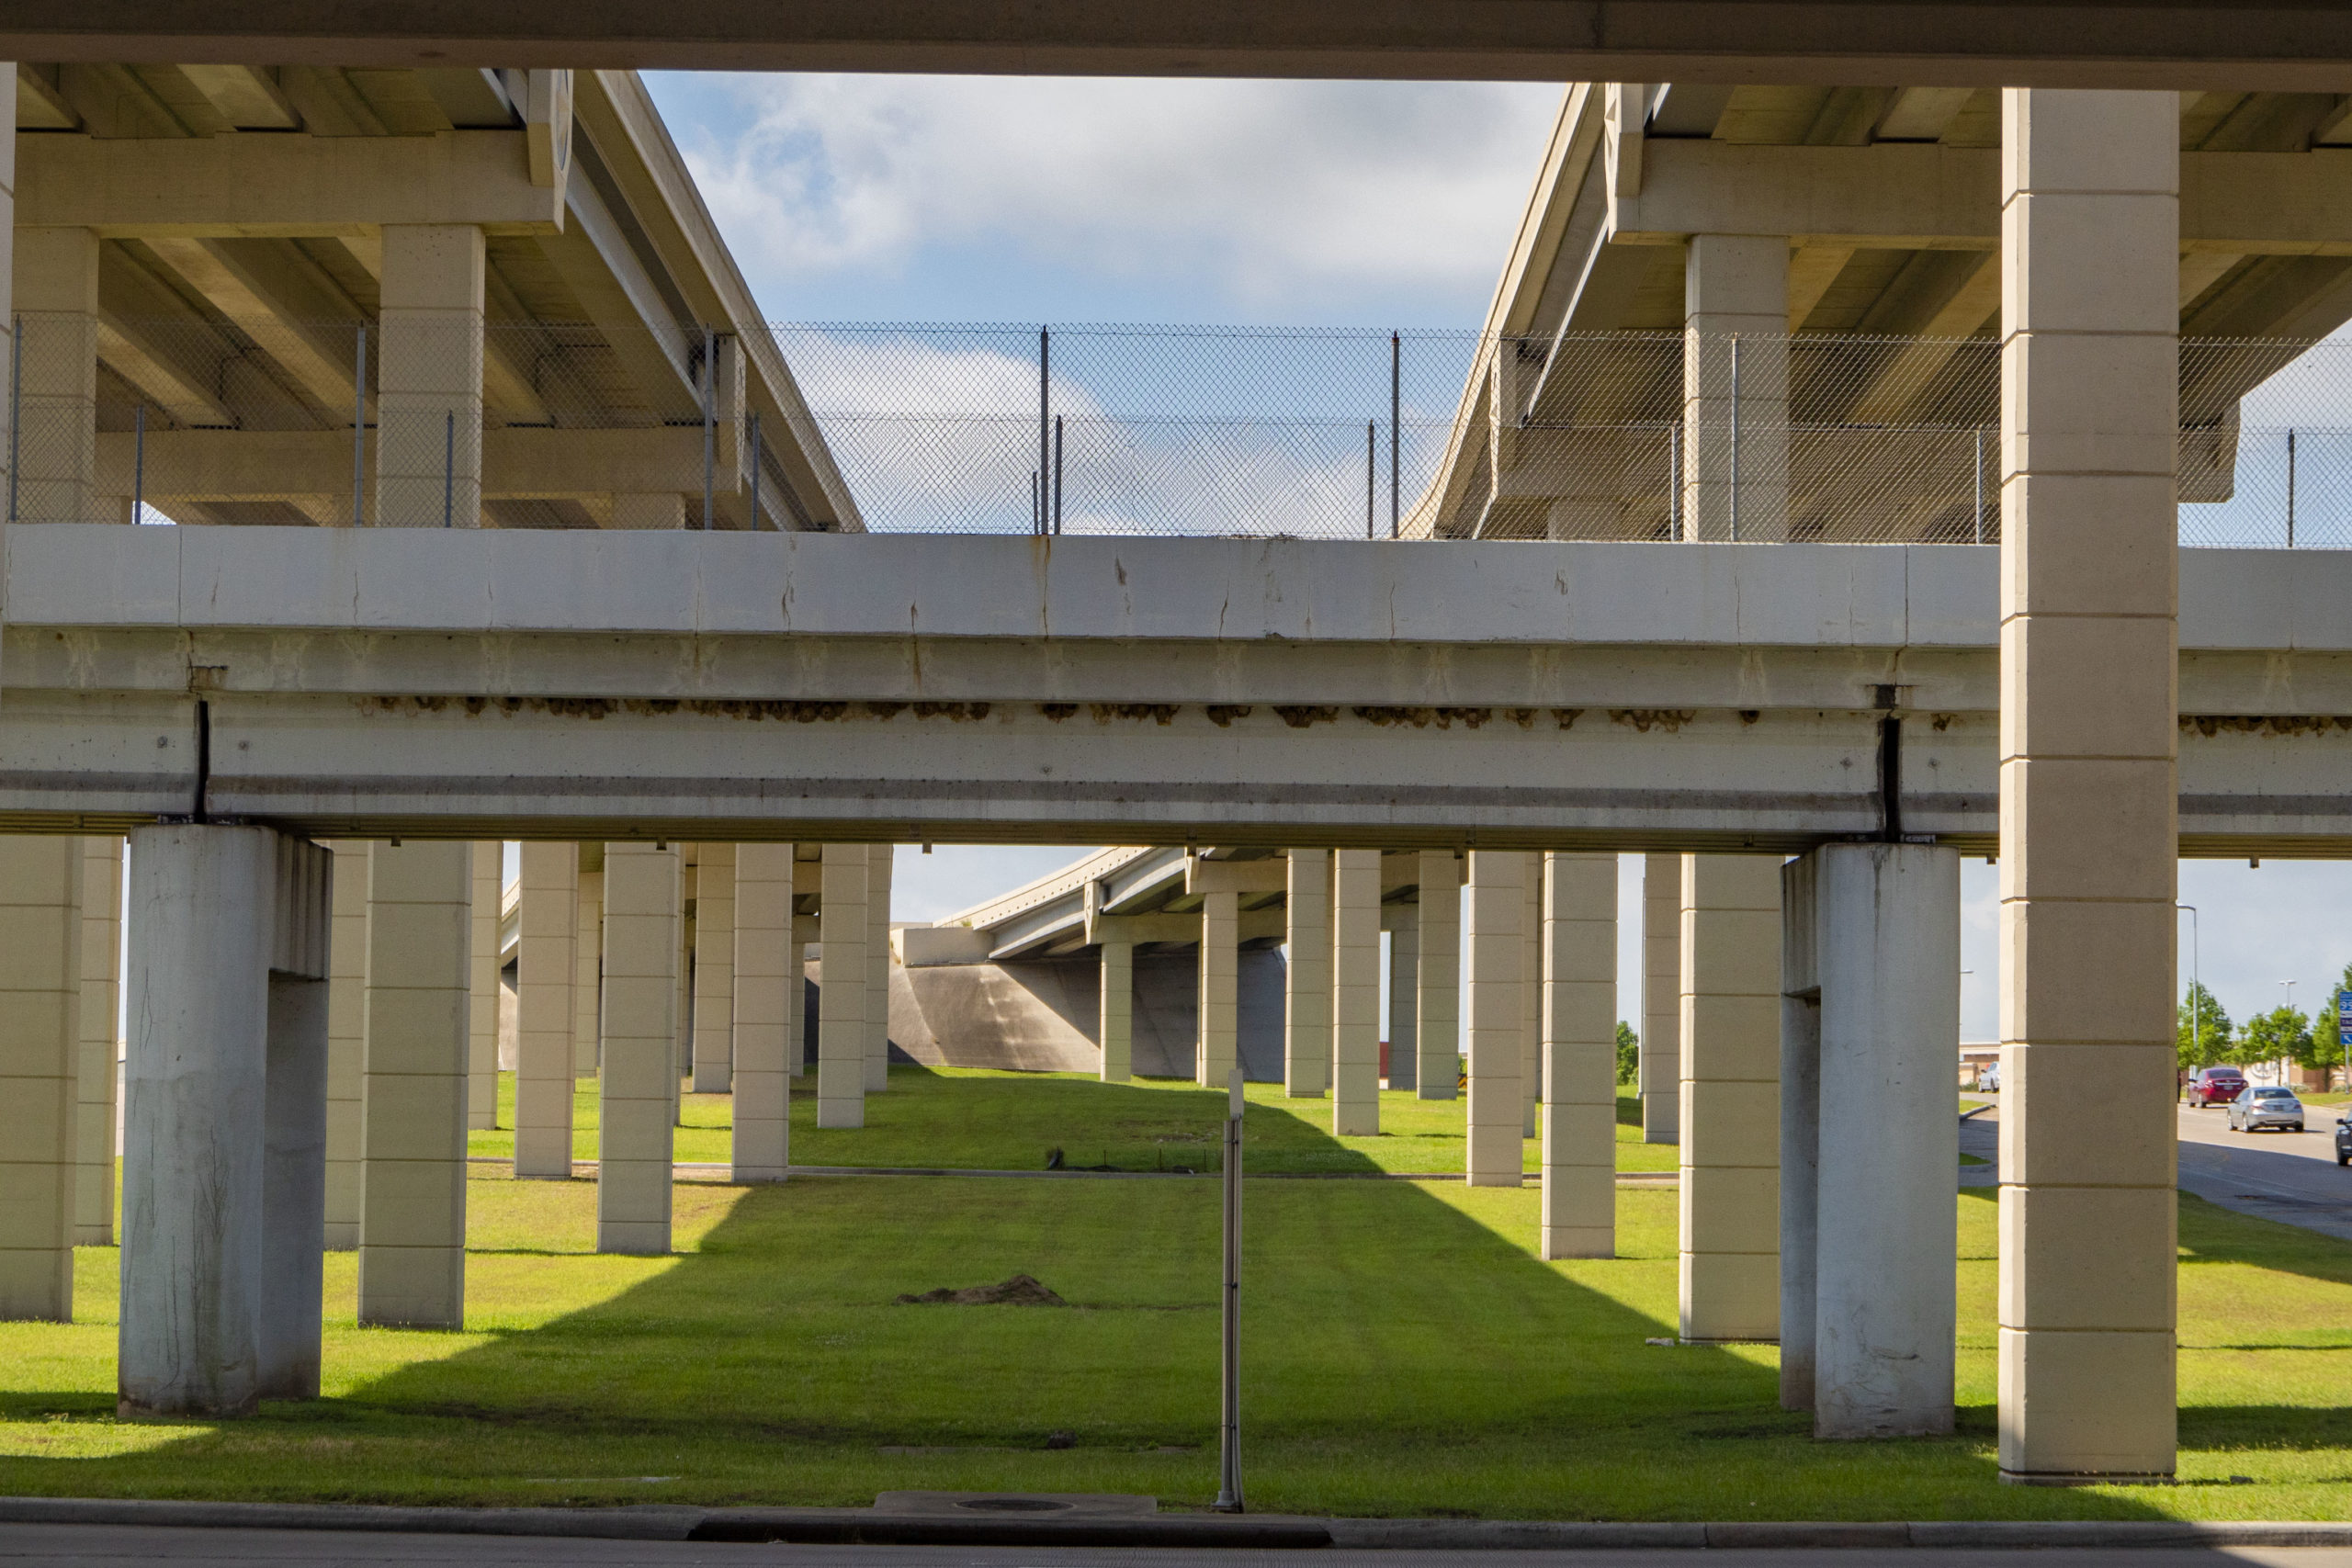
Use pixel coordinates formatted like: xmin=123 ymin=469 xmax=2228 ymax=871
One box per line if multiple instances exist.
xmin=674 ymin=74 xmax=1563 ymax=313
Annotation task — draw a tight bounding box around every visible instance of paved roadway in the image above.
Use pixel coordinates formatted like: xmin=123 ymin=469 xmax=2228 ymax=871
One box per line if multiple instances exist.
xmin=1959 ymin=1096 xmax=2352 ymax=1243
xmin=3 ymin=1527 xmax=2351 ymax=1568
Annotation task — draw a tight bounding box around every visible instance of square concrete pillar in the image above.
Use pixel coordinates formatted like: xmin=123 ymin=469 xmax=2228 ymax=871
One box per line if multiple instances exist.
xmin=1681 ymin=232 xmax=1790 ymax=541
xmin=1779 ymin=854 xmax=1821 ymax=1414
xmin=376 ymin=224 xmax=484 ymax=527
xmin=1464 ymin=851 xmax=1523 ymax=1188
xmin=261 ymin=964 xmax=330 ymax=1403
xmin=1679 ymin=853 xmax=1780 ymax=1344
xmin=467 ymin=842 xmax=500 ymax=1129
xmin=14 ymin=227 xmax=99 ymax=524
xmin=600 ymin=842 xmax=681 ymax=1253
xmin=323 ymin=841 xmax=369 ymax=1248
xmin=1331 ymin=848 xmax=1381 ymax=1135
xmin=673 ymin=867 xmax=694 ymax=1108
xmin=865 ymin=844 xmax=894 ymax=1093
xmin=1196 ymin=888 xmax=1238 ymax=1088
xmin=0 ymin=836 xmax=82 ymax=1321
xmin=1283 ymin=848 xmax=1330 ymax=1098
xmin=514 ymin=841 xmax=576 ymax=1179
xmin=818 ymin=845 xmax=867 ymax=1128
xmin=1640 ymin=852 xmax=1681 ymax=1144
xmin=1100 ymin=941 xmax=1134 ymax=1083
xmin=76 ymin=835 xmax=122 ymax=1246
xmin=1997 ymin=86 xmax=2180 ymax=1483
xmin=1543 ymin=852 xmax=1617 ymax=1260
xmin=572 ymin=860 xmax=603 ymax=1079
xmin=1415 ymin=850 xmax=1461 ymax=1100
xmin=357 ymin=840 xmax=470 ymax=1330
xmin=732 ymin=842 xmax=794 ymax=1183
xmin=692 ymin=843 xmax=736 ymax=1094
xmin=1521 ymin=869 xmax=1542 ymax=1138
xmin=1385 ymin=900 xmax=1419 ymax=1091
xmin=1804 ymin=842 xmax=1961 ymax=1439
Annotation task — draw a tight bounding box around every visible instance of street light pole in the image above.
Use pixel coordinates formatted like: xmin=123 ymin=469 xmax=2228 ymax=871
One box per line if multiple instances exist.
xmin=2176 ymin=905 xmax=2199 ymax=1064
xmin=1212 ymin=1067 xmax=1244 ymax=1514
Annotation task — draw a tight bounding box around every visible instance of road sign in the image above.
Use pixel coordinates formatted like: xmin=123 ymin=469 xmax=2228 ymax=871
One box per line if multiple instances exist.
xmin=2337 ymin=989 xmax=2352 ymax=1047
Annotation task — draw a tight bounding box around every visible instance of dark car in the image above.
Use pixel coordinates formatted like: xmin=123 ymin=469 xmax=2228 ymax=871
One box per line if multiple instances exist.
xmin=2185 ymin=1066 xmax=2247 ymax=1107
xmin=2335 ymin=1116 xmax=2351 ymax=1168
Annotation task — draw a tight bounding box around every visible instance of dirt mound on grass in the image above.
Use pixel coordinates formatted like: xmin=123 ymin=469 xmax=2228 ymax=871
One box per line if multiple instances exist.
xmin=895 ymin=1274 xmax=1068 ymax=1307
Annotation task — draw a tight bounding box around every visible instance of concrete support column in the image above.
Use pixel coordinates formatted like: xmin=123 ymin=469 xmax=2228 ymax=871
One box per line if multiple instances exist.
xmin=1464 ymin=851 xmax=1524 ymax=1187
xmin=261 ymin=962 xmax=329 ymax=1403
xmin=357 ymin=840 xmax=470 ymax=1329
xmin=514 ymin=841 xmax=576 ymax=1179
xmin=1099 ymin=942 xmax=1134 ymax=1083
xmin=467 ymin=842 xmax=500 ymax=1129
xmin=1542 ymin=852 xmax=1618 ymax=1260
xmin=1521 ymin=870 xmax=1542 ymax=1137
xmin=673 ymin=869 xmax=694 ymax=1106
xmin=817 ymin=845 xmax=867 ymax=1129
xmin=691 ymin=844 xmax=736 ymax=1094
xmin=1386 ymin=903 xmax=1419 ymax=1091
xmin=1640 ymin=852 xmax=1681 ymax=1144
xmin=76 ymin=835 xmax=122 ymax=1246
xmin=732 ymin=842 xmax=794 ymax=1183
xmin=1415 ymin=850 xmax=1460 ymax=1100
xmin=600 ymin=842 xmax=681 ymax=1253
xmin=1997 ymin=87 xmax=2181 ymax=1483
xmin=14 ymin=226 xmax=99 ymax=524
xmin=0 ymin=836 xmax=82 ymax=1321
xmin=1681 ymin=233 xmax=1790 ymax=541
xmin=1679 ymin=853 xmax=1780 ymax=1344
xmin=572 ymin=859 xmax=603 ymax=1079
xmin=1196 ymin=888 xmax=1238 ymax=1088
xmin=1283 ymin=848 xmax=1330 ymax=1098
xmin=376 ymin=225 xmax=484 ymax=527
xmin=865 ymin=844 xmax=893 ymax=1092
xmin=323 ymin=842 xmax=368 ymax=1249
xmin=119 ymin=826 xmax=263 ymax=1409
xmin=1331 ymin=848 xmax=1381 ymax=1136
xmin=1801 ymin=843 xmax=1961 ymax=1438
xmin=1779 ymin=854 xmax=1821 ymax=1414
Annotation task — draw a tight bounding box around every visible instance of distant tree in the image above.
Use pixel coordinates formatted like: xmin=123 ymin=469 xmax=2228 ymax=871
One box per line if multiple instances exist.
xmin=1615 ymin=1021 xmax=1639 ymax=1085
xmin=2239 ymin=1004 xmax=2318 ymax=1072
xmin=2178 ymin=981 xmax=2232 ymax=1072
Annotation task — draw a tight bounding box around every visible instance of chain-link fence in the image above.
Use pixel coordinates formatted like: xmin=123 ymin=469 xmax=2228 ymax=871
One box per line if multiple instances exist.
xmin=14 ymin=313 xmax=2352 ymax=546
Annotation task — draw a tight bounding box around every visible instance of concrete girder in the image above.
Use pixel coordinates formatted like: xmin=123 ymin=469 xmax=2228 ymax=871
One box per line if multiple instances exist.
xmin=92 ymin=426 xmax=723 ymax=506
xmin=541 ymin=142 xmax=696 ymax=423
xmin=141 ymin=237 xmax=365 ymax=420
xmin=17 ymin=131 xmax=564 ymax=236
xmin=11 ymin=5 xmax=2352 ymax=90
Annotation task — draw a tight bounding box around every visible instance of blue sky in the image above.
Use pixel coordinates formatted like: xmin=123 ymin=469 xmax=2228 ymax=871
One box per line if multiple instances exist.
xmin=641 ymin=70 xmax=2352 ymax=1054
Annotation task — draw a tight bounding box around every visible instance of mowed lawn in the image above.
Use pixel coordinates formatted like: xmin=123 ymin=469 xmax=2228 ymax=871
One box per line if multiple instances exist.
xmin=5 ymin=1070 xmax=2351 ymax=1518
xmin=463 ymin=1064 xmax=1681 ymax=1175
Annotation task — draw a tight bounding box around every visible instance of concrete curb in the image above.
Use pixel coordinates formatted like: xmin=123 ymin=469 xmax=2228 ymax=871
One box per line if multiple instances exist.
xmin=6 ymin=1496 xmax=2352 ymax=1549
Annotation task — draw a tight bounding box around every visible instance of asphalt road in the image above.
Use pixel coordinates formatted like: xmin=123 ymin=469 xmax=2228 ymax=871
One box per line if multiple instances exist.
xmin=4 ymin=1528 xmax=2352 ymax=1568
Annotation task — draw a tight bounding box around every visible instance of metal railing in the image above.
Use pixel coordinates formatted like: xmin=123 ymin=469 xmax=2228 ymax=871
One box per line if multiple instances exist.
xmin=11 ymin=316 xmax=2352 ymax=546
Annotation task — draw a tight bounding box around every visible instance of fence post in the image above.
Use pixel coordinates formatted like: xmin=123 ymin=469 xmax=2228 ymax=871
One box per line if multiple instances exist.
xmin=133 ymin=405 xmax=144 ymax=523
xmin=748 ymin=411 xmax=763 ymax=529
xmin=702 ymin=324 xmax=716 ymax=532
xmin=8 ymin=312 xmax=19 ymax=524
xmin=443 ymin=410 xmax=455 ymax=527
xmin=1053 ymin=414 xmax=1064 ymax=536
xmin=1388 ymin=332 xmax=1400 ymax=538
xmin=1973 ymin=426 xmax=1985 ymax=545
xmin=353 ymin=323 xmax=367 ymax=525
xmin=1037 ymin=327 xmax=1051 ymax=537
xmin=2288 ymin=427 xmax=2297 ymax=548
xmin=1728 ymin=333 xmax=1742 ymax=543
xmin=1669 ymin=422 xmax=1681 ymax=539
xmin=1366 ymin=420 xmax=1375 ymax=539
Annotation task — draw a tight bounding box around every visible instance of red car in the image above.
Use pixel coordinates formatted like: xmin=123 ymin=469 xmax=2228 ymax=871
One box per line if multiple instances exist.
xmin=2185 ymin=1066 xmax=2247 ymax=1107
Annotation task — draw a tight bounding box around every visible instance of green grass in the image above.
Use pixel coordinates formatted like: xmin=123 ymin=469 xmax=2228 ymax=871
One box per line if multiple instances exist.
xmin=464 ymin=1066 xmax=1681 ymax=1175
xmin=11 ymin=1066 xmax=2346 ymax=1519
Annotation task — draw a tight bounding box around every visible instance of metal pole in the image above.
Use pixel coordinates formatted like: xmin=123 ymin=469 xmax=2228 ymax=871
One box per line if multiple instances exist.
xmin=2288 ymin=428 xmax=2297 ymax=547
xmin=8 ymin=313 xmax=20 ymax=524
xmin=133 ymin=405 xmax=144 ymax=522
xmin=353 ymin=323 xmax=368 ymax=525
xmin=1388 ymin=332 xmax=1400 ymax=539
xmin=443 ymin=410 xmax=455 ymax=527
xmin=748 ymin=412 xmax=763 ymax=529
xmin=1053 ymin=414 xmax=1064 ymax=536
xmin=1728 ymin=334 xmax=1742 ymax=543
xmin=1366 ymin=419 xmax=1375 ymax=539
xmin=1669 ymin=422 xmax=1680 ymax=539
xmin=2179 ymin=903 xmax=2199 ymax=1063
xmin=1043 ymin=331 xmax=1054 ymax=531
xmin=1211 ymin=1067 xmax=1244 ymax=1514
xmin=702 ymin=325 xmax=716 ymax=532
xmin=1973 ymin=426 xmax=1984 ymax=545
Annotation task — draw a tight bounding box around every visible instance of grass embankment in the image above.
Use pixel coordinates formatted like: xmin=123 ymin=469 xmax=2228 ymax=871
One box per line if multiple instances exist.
xmin=465 ymin=1066 xmax=1681 ymax=1176
xmin=6 ymin=1066 xmax=2349 ymax=1519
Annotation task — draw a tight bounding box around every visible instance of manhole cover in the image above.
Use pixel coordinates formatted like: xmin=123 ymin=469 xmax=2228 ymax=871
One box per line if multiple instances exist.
xmin=955 ymin=1497 xmax=1076 ymax=1512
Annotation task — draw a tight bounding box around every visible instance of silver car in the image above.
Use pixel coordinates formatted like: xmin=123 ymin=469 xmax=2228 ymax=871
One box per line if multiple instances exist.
xmin=2229 ymin=1086 xmax=2306 ymax=1134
